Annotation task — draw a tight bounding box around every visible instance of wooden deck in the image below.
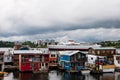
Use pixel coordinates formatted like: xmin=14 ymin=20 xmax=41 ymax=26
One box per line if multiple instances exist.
xmin=66 ymin=70 xmax=79 ymax=74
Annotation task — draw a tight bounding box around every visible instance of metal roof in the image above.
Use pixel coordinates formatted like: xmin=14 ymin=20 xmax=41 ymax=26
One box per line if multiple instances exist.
xmin=14 ymin=50 xmax=42 ymax=54
xmin=91 ymin=47 xmax=116 ymax=50
xmin=0 ymin=48 xmax=13 ymax=51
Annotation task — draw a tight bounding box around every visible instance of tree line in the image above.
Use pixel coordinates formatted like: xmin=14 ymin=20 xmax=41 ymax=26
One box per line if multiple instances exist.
xmin=0 ymin=41 xmax=47 ymax=48
xmin=97 ymin=40 xmax=120 ymax=48
xmin=0 ymin=40 xmax=120 ymax=48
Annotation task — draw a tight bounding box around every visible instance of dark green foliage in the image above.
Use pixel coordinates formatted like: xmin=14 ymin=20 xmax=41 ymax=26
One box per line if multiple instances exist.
xmin=98 ymin=40 xmax=120 ymax=48
xmin=22 ymin=41 xmax=37 ymax=48
xmin=0 ymin=41 xmax=14 ymax=47
xmin=22 ymin=41 xmax=47 ymax=48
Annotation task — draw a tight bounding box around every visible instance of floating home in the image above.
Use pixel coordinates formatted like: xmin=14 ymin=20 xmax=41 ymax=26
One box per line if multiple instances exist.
xmin=48 ymin=40 xmax=100 ymax=68
xmin=114 ymin=54 xmax=120 ymax=71
xmin=40 ymin=52 xmax=49 ymax=72
xmin=88 ymin=47 xmax=116 ymax=73
xmin=13 ymin=50 xmax=48 ymax=72
xmin=114 ymin=49 xmax=120 ymax=71
xmin=0 ymin=50 xmax=4 ymax=71
xmin=0 ymin=48 xmax=13 ymax=64
xmin=0 ymin=48 xmax=13 ymax=71
xmin=49 ymin=52 xmax=58 ymax=68
xmin=34 ymin=48 xmax=50 ymax=71
xmin=58 ymin=51 xmax=87 ymax=73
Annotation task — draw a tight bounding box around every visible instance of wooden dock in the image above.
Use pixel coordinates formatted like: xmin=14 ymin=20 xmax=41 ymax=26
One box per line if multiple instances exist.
xmin=33 ymin=70 xmax=48 ymax=74
xmin=66 ymin=70 xmax=79 ymax=74
xmin=58 ymin=66 xmax=65 ymax=72
xmin=4 ymin=65 xmax=19 ymax=71
xmin=90 ymin=70 xmax=102 ymax=74
xmin=49 ymin=63 xmax=58 ymax=70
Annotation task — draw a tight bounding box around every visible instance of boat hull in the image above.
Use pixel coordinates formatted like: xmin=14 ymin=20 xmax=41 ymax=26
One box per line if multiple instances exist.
xmin=81 ymin=70 xmax=90 ymax=74
xmin=102 ymin=68 xmax=115 ymax=73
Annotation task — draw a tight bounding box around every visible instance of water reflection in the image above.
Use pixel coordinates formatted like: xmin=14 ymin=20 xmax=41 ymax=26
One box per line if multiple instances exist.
xmin=2 ymin=71 xmax=120 ymax=80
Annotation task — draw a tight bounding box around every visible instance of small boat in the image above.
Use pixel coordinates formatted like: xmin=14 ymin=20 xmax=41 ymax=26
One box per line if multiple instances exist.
xmin=0 ymin=71 xmax=8 ymax=77
xmin=102 ymin=68 xmax=115 ymax=73
xmin=102 ymin=65 xmax=115 ymax=73
xmin=81 ymin=69 xmax=90 ymax=74
xmin=114 ymin=55 xmax=120 ymax=71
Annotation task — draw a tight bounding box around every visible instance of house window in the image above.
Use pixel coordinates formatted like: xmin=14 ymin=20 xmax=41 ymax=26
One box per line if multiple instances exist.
xmin=78 ymin=63 xmax=84 ymax=66
xmin=118 ymin=60 xmax=120 ymax=64
xmin=45 ymin=63 xmax=48 ymax=67
xmin=91 ymin=57 xmax=93 ymax=60
xmin=51 ymin=54 xmax=55 ymax=57
xmin=29 ymin=63 xmax=32 ymax=67
xmin=117 ymin=56 xmax=120 ymax=60
xmin=92 ymin=51 xmax=95 ymax=54
xmin=65 ymin=62 xmax=69 ymax=66
xmin=39 ymin=64 xmax=41 ymax=68
xmin=79 ymin=54 xmax=81 ymax=58
xmin=22 ymin=63 xmax=25 ymax=66
xmin=78 ymin=63 xmax=81 ymax=66
xmin=42 ymin=63 xmax=44 ymax=66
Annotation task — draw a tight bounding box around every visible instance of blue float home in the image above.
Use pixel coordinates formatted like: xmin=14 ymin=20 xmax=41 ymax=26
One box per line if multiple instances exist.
xmin=58 ymin=51 xmax=87 ymax=73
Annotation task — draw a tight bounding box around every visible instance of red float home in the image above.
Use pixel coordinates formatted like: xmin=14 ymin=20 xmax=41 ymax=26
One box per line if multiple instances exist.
xmin=40 ymin=53 xmax=49 ymax=71
xmin=13 ymin=50 xmax=42 ymax=72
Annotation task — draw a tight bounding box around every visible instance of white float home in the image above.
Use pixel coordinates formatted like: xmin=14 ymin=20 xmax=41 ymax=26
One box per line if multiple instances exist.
xmin=87 ymin=54 xmax=115 ymax=73
xmin=0 ymin=48 xmax=13 ymax=64
xmin=114 ymin=49 xmax=120 ymax=70
xmin=0 ymin=48 xmax=13 ymax=71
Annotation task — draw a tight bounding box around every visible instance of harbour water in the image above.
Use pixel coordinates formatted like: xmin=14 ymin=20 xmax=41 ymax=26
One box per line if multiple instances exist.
xmin=1 ymin=70 xmax=120 ymax=80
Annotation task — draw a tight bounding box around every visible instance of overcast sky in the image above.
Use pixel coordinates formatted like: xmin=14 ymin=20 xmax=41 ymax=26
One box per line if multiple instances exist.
xmin=0 ymin=0 xmax=120 ymax=42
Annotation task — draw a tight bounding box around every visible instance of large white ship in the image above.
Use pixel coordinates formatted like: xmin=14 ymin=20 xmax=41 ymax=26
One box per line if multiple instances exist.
xmin=48 ymin=40 xmax=101 ymax=51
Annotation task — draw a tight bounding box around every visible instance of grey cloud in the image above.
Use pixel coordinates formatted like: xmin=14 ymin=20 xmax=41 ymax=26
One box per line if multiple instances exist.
xmin=0 ymin=0 xmax=120 ymax=41
xmin=0 ymin=19 xmax=120 ymax=38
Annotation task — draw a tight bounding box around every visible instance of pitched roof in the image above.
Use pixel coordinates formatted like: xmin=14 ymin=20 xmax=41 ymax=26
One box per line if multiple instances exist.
xmin=59 ymin=50 xmax=80 ymax=56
